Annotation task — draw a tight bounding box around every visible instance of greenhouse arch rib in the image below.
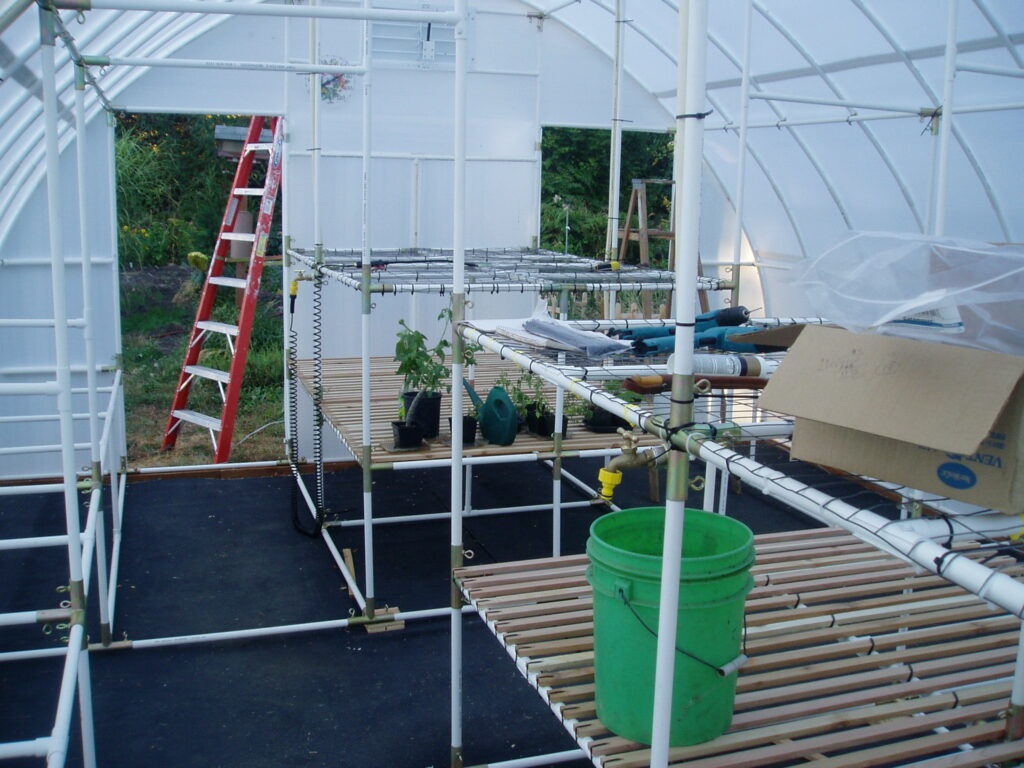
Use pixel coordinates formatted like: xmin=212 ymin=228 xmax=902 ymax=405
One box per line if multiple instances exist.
xmin=554 ymin=0 xmax=815 ymax=257
xmin=851 ymin=0 xmax=1015 ymax=241
xmin=973 ymin=0 xmax=1024 ymax=67
xmin=752 ymin=0 xmax=927 ymax=235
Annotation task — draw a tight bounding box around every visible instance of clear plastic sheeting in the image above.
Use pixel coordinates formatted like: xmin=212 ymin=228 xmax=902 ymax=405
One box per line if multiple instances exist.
xmin=790 ymin=232 xmax=1024 ymax=356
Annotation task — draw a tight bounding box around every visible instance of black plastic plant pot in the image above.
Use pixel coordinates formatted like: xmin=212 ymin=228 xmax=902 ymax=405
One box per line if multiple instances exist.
xmin=403 ymin=391 xmax=442 ymax=438
xmin=583 ymin=409 xmax=631 ymax=433
xmin=391 ymin=420 xmax=423 ymax=450
xmin=528 ymin=410 xmax=568 ymax=439
xmin=448 ymin=415 xmax=478 ymax=446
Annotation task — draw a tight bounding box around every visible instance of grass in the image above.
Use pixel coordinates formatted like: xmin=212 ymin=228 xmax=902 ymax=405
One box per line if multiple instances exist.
xmin=121 ymin=265 xmax=286 ymax=468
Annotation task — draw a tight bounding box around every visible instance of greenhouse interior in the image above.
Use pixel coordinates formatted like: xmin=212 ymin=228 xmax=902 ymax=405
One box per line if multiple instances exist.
xmin=2 ymin=0 xmax=1024 ymax=766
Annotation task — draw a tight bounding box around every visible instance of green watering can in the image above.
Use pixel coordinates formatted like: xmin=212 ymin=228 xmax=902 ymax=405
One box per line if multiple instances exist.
xmin=462 ymin=379 xmax=518 ymax=446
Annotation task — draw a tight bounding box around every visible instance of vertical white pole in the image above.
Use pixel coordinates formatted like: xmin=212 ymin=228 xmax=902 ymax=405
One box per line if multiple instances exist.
xmin=604 ymin=0 xmax=625 ymax=266
xmin=41 ymin=7 xmax=91 ymax=766
xmin=76 ymin=650 xmax=96 ymax=768
xmin=450 ymin=2 xmax=468 ymax=766
xmin=74 ymin=69 xmax=110 ymax=650
xmin=40 ymin=2 xmax=85 ymax=630
xmin=729 ymin=0 xmax=753 ymax=309
xmin=410 ymin=156 xmax=420 ymax=248
xmin=933 ymin=0 xmax=957 ymax=236
xmin=603 ymin=0 xmax=625 ymax=316
xmin=281 ymin=13 xmax=294 ymax=466
xmin=650 ymin=1 xmax=708 ymax=765
xmin=360 ymin=0 xmax=376 ymax=616
xmin=1012 ymin=623 xmax=1024 ymax=707
xmin=74 ymin=72 xmax=101 ymax=473
xmin=309 ymin=8 xmax=321 ymax=251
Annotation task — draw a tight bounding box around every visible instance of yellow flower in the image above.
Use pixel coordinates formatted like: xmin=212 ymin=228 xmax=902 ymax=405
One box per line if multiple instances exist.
xmin=122 ymin=225 xmax=128 ymax=231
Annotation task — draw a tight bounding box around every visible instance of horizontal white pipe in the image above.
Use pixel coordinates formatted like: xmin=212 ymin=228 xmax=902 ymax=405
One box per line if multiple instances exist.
xmin=46 ymin=624 xmax=84 ymax=768
xmin=288 ymin=149 xmax=536 ymax=163
xmin=749 ymin=92 xmax=922 ymax=114
xmin=330 ymin=499 xmax=596 ymax=527
xmin=0 ymin=318 xmax=85 ymax=328
xmin=692 ymin=437 xmax=1024 ymax=617
xmin=132 ymin=618 xmax=352 ymax=649
xmin=127 ymin=605 xmax=474 ymax=650
xmin=0 ymin=258 xmax=114 ymax=267
xmin=111 ymin=104 xmax=286 ymax=116
xmin=0 ymin=610 xmax=48 ymax=627
xmin=479 ymin=749 xmax=587 ymax=768
xmin=957 ymin=62 xmax=1024 ymax=78
xmin=67 ymin=0 xmax=460 ymax=23
xmin=0 ymin=381 xmax=60 ymax=396
xmin=86 ymin=54 xmax=365 ymax=75
xmin=1 ymin=364 xmax=110 ymax=375
xmin=0 ymin=534 xmax=69 ymax=550
xmin=380 ymin=449 xmax=623 ymax=470
xmin=0 ymin=647 xmax=68 ymax=664
xmin=953 ymin=100 xmax=1024 ymax=115
xmin=708 ymin=100 xmax=1024 ymax=131
xmin=0 ymin=484 xmax=66 ymax=496
xmin=129 ymin=459 xmax=288 ymax=474
xmin=892 ymin=513 xmax=1024 ymax=541
xmin=0 ymin=412 xmax=97 ymax=424
xmin=0 ymin=738 xmax=51 ymax=759
xmin=0 ymin=442 xmax=90 ymax=456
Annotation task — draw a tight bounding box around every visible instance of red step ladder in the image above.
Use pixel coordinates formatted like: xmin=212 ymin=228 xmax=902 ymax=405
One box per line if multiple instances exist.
xmin=162 ymin=115 xmax=284 ymax=463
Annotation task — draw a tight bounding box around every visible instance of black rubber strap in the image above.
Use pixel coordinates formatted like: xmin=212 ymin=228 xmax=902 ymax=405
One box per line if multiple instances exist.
xmin=676 ymin=109 xmax=714 ymax=120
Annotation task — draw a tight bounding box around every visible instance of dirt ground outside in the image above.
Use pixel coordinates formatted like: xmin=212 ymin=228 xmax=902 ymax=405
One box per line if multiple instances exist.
xmin=120 ymin=264 xmax=286 ymax=468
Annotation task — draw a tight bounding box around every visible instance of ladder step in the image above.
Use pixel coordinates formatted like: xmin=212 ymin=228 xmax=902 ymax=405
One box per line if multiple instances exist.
xmin=222 ymin=232 xmax=256 ymax=242
xmin=210 ymin=276 xmax=247 ymax=289
xmin=171 ymin=409 xmax=222 ymax=432
xmin=233 ymin=187 xmax=265 ymax=196
xmin=245 ymin=143 xmax=272 ymax=153
xmin=196 ymin=320 xmax=240 ymax=336
xmin=184 ymin=364 xmax=231 ymax=384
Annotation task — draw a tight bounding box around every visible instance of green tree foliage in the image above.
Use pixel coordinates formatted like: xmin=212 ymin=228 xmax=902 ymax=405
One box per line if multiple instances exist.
xmin=539 ymin=127 xmax=674 ymax=265
xmin=115 ymin=113 xmax=249 ymax=267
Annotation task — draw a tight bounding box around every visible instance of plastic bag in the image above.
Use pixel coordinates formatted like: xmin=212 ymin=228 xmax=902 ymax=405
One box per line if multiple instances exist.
xmin=522 ymin=300 xmax=632 ymax=358
xmin=790 ymin=231 xmax=1024 ymax=356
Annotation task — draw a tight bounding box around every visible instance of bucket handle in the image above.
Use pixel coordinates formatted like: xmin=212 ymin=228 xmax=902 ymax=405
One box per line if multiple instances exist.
xmin=616 ymin=586 xmax=748 ymax=678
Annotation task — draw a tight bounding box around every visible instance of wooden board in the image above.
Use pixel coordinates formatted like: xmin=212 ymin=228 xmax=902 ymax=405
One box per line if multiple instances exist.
xmin=295 ymin=354 xmax=670 ymax=466
xmin=455 ymin=527 xmax=1022 ymax=768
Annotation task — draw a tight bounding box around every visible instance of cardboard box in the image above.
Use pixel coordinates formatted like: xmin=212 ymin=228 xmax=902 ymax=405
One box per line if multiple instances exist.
xmin=759 ymin=325 xmax=1024 ymax=512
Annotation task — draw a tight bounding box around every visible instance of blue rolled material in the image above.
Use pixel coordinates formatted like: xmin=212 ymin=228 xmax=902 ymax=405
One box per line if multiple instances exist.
xmin=694 ymin=326 xmax=761 ymax=353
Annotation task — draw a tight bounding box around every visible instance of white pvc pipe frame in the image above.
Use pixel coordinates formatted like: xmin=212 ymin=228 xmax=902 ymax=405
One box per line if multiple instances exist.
xmin=0 ymin=11 xmax=127 ymax=764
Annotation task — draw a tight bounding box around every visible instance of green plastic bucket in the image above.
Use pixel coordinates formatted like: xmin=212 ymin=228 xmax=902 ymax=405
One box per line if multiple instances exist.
xmin=586 ymin=507 xmax=754 ymax=746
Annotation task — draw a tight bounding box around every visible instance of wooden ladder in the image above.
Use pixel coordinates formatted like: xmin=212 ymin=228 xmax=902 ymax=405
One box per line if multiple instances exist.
xmin=161 ymin=115 xmax=284 ymax=463
xmin=617 ymin=177 xmax=709 ymax=316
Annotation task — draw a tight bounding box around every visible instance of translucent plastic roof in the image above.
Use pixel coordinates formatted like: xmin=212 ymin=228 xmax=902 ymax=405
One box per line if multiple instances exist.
xmin=0 ymin=0 xmax=1021 ymax=260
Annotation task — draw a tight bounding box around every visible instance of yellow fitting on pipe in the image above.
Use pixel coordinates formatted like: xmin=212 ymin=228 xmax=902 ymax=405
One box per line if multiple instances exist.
xmin=598 ymin=467 xmax=623 ymax=501
xmin=610 ymin=260 xmax=621 ymax=271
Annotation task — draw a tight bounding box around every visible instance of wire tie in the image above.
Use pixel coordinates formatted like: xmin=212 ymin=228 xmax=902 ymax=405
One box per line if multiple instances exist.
xmin=905 ymin=663 xmax=915 ymax=682
xmin=942 ymin=515 xmax=956 ymax=549
xmin=675 ymin=321 xmax=694 ymax=328
xmin=669 ymin=398 xmax=693 ymax=405
xmin=676 ymin=109 xmax=713 ymax=120
xmin=617 ymin=587 xmax=722 ymax=673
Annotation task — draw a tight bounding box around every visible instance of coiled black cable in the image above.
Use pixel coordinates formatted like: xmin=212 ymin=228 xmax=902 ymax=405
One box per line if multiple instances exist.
xmin=290 ymin=275 xmax=325 ymax=536
xmin=312 ymin=268 xmax=326 ymax=518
